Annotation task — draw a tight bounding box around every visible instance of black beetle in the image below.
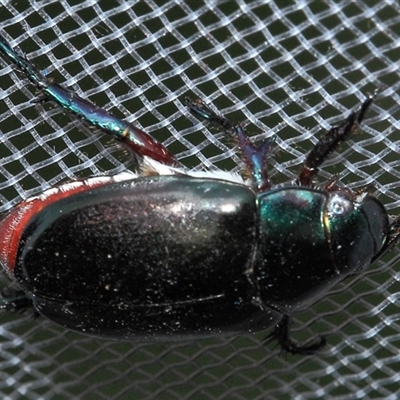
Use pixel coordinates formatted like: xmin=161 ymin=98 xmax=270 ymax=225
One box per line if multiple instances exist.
xmin=0 ymin=33 xmax=397 ymax=355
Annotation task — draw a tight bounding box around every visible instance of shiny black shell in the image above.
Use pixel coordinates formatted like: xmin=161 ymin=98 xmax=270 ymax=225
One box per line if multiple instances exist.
xmin=2 ymin=174 xmax=388 ymax=340
xmin=12 ymin=176 xmax=281 ymax=339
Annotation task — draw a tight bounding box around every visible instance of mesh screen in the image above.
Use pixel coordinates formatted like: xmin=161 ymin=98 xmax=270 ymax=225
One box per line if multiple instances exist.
xmin=0 ymin=1 xmax=400 ymax=399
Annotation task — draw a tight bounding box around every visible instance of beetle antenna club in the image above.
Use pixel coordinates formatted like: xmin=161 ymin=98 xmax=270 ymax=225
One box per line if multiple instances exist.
xmin=0 ymin=33 xmax=398 ymax=356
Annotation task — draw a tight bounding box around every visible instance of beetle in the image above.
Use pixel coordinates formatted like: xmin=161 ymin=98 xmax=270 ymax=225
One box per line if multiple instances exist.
xmin=0 ymin=33 xmax=398 ymax=355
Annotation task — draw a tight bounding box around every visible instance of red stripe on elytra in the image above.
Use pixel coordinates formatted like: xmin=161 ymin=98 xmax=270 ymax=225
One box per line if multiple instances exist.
xmin=0 ymin=177 xmax=116 ymax=274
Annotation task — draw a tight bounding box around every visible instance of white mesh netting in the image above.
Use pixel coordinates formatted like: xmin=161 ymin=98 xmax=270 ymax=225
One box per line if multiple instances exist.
xmin=1 ymin=1 xmax=400 ymax=399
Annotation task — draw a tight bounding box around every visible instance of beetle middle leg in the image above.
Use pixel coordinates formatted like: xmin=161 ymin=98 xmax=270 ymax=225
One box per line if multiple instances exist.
xmin=297 ymin=96 xmax=374 ymax=186
xmin=186 ymin=97 xmax=273 ymax=192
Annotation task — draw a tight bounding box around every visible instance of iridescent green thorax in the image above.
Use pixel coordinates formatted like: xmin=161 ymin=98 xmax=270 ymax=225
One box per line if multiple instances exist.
xmin=254 ymin=187 xmax=389 ymax=314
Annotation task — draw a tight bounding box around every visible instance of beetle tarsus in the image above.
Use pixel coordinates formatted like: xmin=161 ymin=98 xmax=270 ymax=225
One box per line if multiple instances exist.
xmin=185 ymin=97 xmax=234 ymax=131
xmin=297 ymin=95 xmax=374 ymax=186
xmin=186 ymin=97 xmax=272 ymax=191
xmin=266 ymin=315 xmax=326 ymax=355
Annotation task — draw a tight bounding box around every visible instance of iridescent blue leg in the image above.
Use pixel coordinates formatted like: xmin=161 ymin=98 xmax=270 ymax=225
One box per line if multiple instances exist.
xmin=0 ymin=34 xmax=179 ymax=167
xmin=186 ymin=98 xmax=272 ymax=192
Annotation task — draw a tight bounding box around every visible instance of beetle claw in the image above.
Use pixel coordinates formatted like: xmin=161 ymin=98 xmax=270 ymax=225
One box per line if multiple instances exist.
xmin=266 ymin=315 xmax=326 ymax=356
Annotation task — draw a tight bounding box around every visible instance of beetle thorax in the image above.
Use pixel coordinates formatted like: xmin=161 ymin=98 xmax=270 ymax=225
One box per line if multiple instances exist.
xmin=253 ymin=187 xmax=389 ymax=314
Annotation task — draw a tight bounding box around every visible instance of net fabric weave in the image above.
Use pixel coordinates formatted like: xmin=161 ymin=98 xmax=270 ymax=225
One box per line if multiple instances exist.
xmin=0 ymin=1 xmax=400 ymax=399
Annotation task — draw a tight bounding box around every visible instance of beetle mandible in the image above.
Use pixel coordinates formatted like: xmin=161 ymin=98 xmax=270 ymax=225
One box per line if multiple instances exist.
xmin=0 ymin=33 xmax=397 ymax=355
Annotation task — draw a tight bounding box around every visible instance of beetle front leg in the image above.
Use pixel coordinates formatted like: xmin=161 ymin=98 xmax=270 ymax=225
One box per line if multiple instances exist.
xmin=186 ymin=98 xmax=273 ymax=192
xmin=266 ymin=315 xmax=326 ymax=355
xmin=297 ymin=96 xmax=374 ymax=186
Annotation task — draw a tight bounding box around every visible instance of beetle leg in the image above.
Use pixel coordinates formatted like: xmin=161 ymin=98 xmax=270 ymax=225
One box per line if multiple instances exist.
xmin=0 ymin=287 xmax=32 ymax=312
xmin=297 ymin=96 xmax=374 ymax=186
xmin=265 ymin=315 xmax=326 ymax=355
xmin=0 ymin=34 xmax=179 ymax=167
xmin=186 ymin=97 xmax=272 ymax=191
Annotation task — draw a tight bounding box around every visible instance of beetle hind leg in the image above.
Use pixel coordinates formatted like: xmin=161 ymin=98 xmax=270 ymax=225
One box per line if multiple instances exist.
xmin=0 ymin=287 xmax=32 ymax=312
xmin=266 ymin=315 xmax=326 ymax=356
xmin=0 ymin=33 xmax=179 ymax=167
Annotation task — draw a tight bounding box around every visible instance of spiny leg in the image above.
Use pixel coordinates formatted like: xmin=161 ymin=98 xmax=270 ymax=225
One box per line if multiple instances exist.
xmin=186 ymin=98 xmax=273 ymax=192
xmin=0 ymin=33 xmax=179 ymax=167
xmin=297 ymin=96 xmax=374 ymax=186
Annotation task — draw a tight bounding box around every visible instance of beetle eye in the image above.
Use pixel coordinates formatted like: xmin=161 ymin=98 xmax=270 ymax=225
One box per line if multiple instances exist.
xmin=327 ymin=193 xmax=354 ymax=217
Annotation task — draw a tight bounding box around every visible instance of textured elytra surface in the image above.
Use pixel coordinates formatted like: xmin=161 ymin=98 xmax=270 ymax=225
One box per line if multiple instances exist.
xmin=0 ymin=1 xmax=400 ymax=399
